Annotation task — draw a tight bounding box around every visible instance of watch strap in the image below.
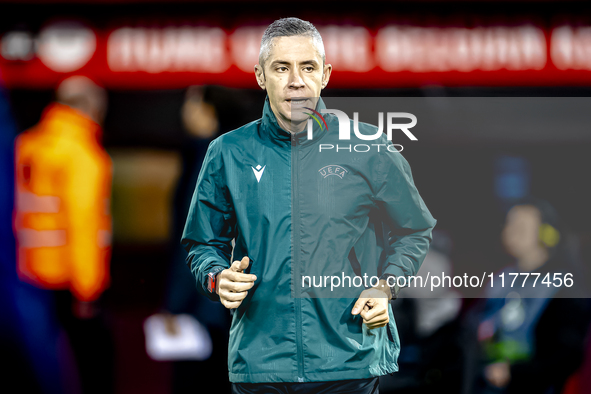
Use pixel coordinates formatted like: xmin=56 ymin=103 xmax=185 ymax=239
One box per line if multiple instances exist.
xmin=383 ymin=274 xmax=401 ymax=300
xmin=207 ymin=266 xmax=226 ymax=294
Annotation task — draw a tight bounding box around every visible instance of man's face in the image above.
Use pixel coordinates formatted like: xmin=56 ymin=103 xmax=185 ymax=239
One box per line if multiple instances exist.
xmin=255 ymin=35 xmax=331 ymax=130
xmin=502 ymin=205 xmax=542 ymax=260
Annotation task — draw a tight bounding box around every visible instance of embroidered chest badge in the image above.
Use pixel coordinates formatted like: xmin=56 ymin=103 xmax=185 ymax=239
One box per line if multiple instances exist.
xmin=318 ymin=165 xmax=348 ymax=179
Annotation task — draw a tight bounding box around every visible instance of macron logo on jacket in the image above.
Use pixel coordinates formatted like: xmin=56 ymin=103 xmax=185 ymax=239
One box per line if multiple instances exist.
xmin=252 ymin=164 xmax=266 ymax=183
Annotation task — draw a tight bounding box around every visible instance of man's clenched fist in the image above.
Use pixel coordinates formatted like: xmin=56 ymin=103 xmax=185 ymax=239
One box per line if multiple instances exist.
xmin=217 ymin=256 xmax=257 ymax=309
xmin=351 ymin=280 xmax=391 ymax=329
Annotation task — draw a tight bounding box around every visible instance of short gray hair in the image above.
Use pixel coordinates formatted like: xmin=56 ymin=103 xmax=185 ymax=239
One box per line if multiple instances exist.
xmin=259 ymin=17 xmax=325 ymax=68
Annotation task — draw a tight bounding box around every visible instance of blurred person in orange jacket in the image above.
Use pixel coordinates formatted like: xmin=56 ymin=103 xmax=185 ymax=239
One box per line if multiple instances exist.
xmin=14 ymin=75 xmax=112 ymax=307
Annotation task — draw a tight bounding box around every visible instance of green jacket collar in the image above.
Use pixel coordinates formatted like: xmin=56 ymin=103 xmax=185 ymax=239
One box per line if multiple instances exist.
xmin=261 ymin=96 xmax=329 ymax=148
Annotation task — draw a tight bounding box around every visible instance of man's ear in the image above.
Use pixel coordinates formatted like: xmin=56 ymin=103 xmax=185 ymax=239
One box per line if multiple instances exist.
xmin=254 ymin=64 xmax=266 ymax=90
xmin=321 ymin=63 xmax=332 ymax=90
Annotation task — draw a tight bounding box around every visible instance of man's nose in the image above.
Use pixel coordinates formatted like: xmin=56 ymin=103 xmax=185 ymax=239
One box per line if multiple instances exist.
xmin=288 ymin=69 xmax=305 ymax=88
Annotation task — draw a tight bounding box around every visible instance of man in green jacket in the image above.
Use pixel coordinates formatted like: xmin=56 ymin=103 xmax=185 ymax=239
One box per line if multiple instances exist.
xmin=182 ymin=17 xmax=436 ymax=393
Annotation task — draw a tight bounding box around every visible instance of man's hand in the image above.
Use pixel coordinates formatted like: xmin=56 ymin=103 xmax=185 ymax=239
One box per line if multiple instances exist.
xmin=217 ymin=256 xmax=257 ymax=309
xmin=351 ymin=280 xmax=391 ymax=329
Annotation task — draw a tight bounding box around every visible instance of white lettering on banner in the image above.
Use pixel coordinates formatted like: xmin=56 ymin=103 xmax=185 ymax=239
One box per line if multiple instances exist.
xmin=319 ymin=26 xmax=374 ymax=72
xmin=551 ymin=26 xmax=591 ymax=70
xmin=228 ymin=25 xmax=374 ymax=72
xmin=37 ymin=22 xmax=96 ymax=73
xmin=14 ymin=21 xmax=591 ymax=83
xmin=1 ymin=31 xmax=35 ymax=61
xmin=376 ymin=25 xmax=546 ymax=72
xmin=108 ymin=27 xmax=229 ymax=73
xmin=229 ymin=26 xmax=266 ymax=72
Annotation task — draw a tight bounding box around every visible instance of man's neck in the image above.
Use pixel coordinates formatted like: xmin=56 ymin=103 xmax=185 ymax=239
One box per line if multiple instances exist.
xmin=276 ymin=115 xmax=307 ymax=134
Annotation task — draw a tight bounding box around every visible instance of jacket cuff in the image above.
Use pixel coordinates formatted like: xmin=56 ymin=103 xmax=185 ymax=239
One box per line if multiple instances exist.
xmin=196 ymin=258 xmax=230 ymax=301
xmin=380 ymin=266 xmax=410 ymax=299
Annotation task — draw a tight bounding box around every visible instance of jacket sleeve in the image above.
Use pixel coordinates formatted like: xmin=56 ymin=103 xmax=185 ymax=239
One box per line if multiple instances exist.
xmin=181 ymin=137 xmax=235 ymax=301
xmin=373 ymin=140 xmax=437 ymax=289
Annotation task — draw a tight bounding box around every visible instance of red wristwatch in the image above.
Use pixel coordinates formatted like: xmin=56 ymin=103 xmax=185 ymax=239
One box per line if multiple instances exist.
xmin=207 ymin=267 xmax=225 ymax=294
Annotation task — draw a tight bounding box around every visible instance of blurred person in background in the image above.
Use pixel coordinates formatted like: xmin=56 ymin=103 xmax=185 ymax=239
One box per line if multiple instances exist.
xmin=14 ymin=75 xmax=112 ymax=304
xmin=145 ymin=85 xmax=255 ymax=394
xmin=468 ymin=199 xmax=591 ymax=394
xmin=155 ymin=86 xmax=232 ymax=394
xmin=13 ymin=75 xmax=114 ymax=394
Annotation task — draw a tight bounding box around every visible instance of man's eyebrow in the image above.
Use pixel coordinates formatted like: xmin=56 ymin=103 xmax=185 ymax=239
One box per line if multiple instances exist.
xmin=269 ymin=60 xmax=291 ymax=67
xmin=300 ymin=60 xmax=320 ymax=66
xmin=269 ymin=59 xmax=320 ymax=67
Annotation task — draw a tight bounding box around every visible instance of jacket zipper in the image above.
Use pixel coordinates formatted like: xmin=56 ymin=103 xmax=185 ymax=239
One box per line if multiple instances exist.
xmin=291 ymin=133 xmax=305 ymax=382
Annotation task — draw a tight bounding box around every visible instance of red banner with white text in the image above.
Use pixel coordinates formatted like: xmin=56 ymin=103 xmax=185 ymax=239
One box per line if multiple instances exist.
xmin=3 ymin=20 xmax=591 ymax=89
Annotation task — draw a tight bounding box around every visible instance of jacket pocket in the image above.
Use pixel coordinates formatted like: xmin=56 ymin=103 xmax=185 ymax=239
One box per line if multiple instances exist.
xmin=385 ymin=304 xmax=400 ymax=349
xmin=386 ymin=323 xmax=395 ymax=343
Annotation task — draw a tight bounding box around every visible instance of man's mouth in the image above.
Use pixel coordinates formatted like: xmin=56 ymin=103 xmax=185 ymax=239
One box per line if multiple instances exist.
xmin=286 ymin=98 xmax=311 ymax=115
xmin=286 ymin=98 xmax=309 ymax=105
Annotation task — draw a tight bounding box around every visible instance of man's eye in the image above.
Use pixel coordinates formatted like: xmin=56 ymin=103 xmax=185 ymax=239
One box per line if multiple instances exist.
xmin=304 ymin=66 xmax=314 ymax=72
xmin=277 ymin=67 xmax=288 ymax=72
